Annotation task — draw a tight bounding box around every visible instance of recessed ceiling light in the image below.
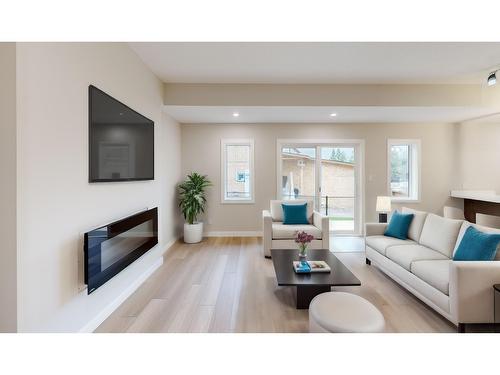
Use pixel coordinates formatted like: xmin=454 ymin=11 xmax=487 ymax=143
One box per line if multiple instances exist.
xmin=233 ymin=112 xmax=240 ymax=117
xmin=330 ymin=113 xmax=337 ymax=117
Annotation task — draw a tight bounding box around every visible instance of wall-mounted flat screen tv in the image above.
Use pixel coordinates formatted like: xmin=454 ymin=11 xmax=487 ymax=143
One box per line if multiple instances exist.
xmin=89 ymin=85 xmax=154 ymax=182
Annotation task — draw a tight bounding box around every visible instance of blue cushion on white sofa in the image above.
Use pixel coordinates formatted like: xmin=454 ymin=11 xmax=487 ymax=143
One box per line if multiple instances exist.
xmin=453 ymin=226 xmax=500 ymax=261
xmin=384 ymin=211 xmax=414 ymax=240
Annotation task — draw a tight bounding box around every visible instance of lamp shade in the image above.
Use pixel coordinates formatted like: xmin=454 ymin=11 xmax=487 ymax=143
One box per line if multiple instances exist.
xmin=376 ymin=196 xmax=391 ymax=213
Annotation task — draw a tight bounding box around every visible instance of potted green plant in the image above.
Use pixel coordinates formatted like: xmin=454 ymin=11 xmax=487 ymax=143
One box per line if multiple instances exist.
xmin=178 ymin=172 xmax=212 ymax=243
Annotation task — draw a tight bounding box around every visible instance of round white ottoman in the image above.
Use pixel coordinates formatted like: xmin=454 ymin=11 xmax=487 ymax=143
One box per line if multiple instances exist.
xmin=309 ymin=292 xmax=385 ymax=333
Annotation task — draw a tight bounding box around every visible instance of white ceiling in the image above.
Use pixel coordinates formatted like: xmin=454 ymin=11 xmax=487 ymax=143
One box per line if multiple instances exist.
xmin=164 ymin=106 xmax=497 ymax=124
xmin=130 ymin=42 xmax=500 ymax=84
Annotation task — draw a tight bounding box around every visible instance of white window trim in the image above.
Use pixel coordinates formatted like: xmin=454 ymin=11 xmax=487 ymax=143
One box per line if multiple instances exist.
xmin=387 ymin=139 xmax=421 ymax=203
xmin=221 ymin=138 xmax=255 ymax=204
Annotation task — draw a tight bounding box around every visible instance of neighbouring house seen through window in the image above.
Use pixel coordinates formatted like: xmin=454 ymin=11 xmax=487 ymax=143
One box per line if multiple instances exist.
xmin=221 ymin=139 xmax=254 ymax=203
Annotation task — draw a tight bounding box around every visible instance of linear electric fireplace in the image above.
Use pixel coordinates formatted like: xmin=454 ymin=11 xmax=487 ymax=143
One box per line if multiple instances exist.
xmin=84 ymin=208 xmax=158 ymax=294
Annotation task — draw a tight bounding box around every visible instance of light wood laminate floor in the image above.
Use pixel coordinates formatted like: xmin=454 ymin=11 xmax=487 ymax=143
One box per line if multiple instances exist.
xmin=96 ymin=237 xmax=456 ymax=333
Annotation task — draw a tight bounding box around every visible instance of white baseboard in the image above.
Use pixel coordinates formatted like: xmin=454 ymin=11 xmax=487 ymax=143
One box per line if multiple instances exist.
xmin=80 ymin=238 xmax=179 ymax=333
xmin=161 ymin=237 xmax=180 ymax=256
xmin=204 ymin=231 xmax=263 ymax=237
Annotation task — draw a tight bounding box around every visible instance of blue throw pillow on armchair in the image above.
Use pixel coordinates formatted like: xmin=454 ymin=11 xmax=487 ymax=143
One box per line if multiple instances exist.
xmin=453 ymin=226 xmax=500 ymax=261
xmin=282 ymin=203 xmax=309 ymax=225
xmin=384 ymin=211 xmax=414 ymax=240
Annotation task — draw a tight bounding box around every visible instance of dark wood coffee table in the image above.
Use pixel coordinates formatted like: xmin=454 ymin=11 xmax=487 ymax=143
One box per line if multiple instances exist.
xmin=271 ymin=249 xmax=361 ymax=309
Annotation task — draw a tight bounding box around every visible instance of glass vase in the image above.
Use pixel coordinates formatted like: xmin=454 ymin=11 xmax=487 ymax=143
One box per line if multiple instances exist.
xmin=298 ymin=244 xmax=308 ymax=263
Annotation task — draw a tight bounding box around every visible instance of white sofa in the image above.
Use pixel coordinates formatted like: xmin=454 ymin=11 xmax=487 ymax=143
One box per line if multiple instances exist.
xmin=262 ymin=199 xmax=330 ymax=258
xmin=365 ymin=207 xmax=500 ymax=332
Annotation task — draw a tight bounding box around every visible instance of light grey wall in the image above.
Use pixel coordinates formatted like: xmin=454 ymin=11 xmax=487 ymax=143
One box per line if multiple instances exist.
xmin=457 ymin=122 xmax=500 ymax=192
xmin=181 ymin=123 xmax=461 ymax=233
xmin=16 ymin=43 xmax=182 ymax=331
xmin=0 ymin=43 xmax=18 ymax=332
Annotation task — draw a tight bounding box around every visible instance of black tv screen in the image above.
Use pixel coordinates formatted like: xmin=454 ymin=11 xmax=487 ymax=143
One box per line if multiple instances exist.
xmin=89 ymin=85 xmax=154 ymax=182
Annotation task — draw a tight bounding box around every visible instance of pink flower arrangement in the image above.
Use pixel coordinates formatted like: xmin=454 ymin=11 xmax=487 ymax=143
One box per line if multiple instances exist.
xmin=295 ymin=231 xmax=314 ymax=256
xmin=295 ymin=231 xmax=314 ymax=245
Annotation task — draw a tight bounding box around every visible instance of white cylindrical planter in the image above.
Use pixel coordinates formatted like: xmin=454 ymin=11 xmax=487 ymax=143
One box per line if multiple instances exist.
xmin=184 ymin=222 xmax=203 ymax=243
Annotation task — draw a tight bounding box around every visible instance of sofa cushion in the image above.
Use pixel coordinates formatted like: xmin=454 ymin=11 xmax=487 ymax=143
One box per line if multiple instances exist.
xmin=419 ymin=213 xmax=463 ymax=258
xmin=410 ymin=260 xmax=450 ymax=295
xmin=282 ymin=203 xmax=309 ymax=225
xmin=402 ymin=207 xmax=428 ymax=242
xmin=453 ymin=226 xmax=500 ymax=261
xmin=454 ymin=221 xmax=500 ymax=260
xmin=270 ymin=199 xmax=313 ymax=224
xmin=384 ymin=211 xmax=414 ymax=240
xmin=365 ymin=235 xmax=415 ymax=256
xmin=386 ymin=244 xmax=448 ymax=271
xmin=272 ymin=222 xmax=322 ymax=240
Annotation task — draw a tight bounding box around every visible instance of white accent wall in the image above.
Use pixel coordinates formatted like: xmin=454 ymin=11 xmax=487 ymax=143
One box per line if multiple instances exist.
xmin=15 ymin=43 xmax=182 ymax=332
xmin=0 ymin=43 xmax=18 ymax=332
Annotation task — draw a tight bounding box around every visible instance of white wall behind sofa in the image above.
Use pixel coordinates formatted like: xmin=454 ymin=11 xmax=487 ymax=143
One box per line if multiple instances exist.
xmin=16 ymin=43 xmax=182 ymax=332
xmin=457 ymin=122 xmax=500 ymax=192
xmin=181 ymin=122 xmax=461 ymax=233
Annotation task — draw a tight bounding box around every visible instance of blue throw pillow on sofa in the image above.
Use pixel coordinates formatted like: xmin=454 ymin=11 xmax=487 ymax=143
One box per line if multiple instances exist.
xmin=282 ymin=203 xmax=309 ymax=225
xmin=453 ymin=226 xmax=500 ymax=261
xmin=384 ymin=211 xmax=414 ymax=240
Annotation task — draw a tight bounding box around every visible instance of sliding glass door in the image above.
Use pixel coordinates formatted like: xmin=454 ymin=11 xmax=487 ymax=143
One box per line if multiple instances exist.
xmin=278 ymin=141 xmax=363 ymax=235
xmin=319 ymin=146 xmax=356 ymax=233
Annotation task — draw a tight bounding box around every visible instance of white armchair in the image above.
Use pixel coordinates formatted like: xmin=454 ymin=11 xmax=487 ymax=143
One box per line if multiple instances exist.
xmin=262 ymin=199 xmax=330 ymax=258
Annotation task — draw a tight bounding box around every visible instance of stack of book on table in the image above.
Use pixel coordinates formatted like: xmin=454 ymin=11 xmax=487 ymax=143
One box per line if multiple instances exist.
xmin=293 ymin=260 xmax=331 ymax=274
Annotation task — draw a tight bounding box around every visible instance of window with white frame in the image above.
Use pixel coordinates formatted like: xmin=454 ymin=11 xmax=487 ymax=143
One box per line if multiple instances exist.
xmin=221 ymin=139 xmax=254 ymax=203
xmin=387 ymin=139 xmax=420 ymax=201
